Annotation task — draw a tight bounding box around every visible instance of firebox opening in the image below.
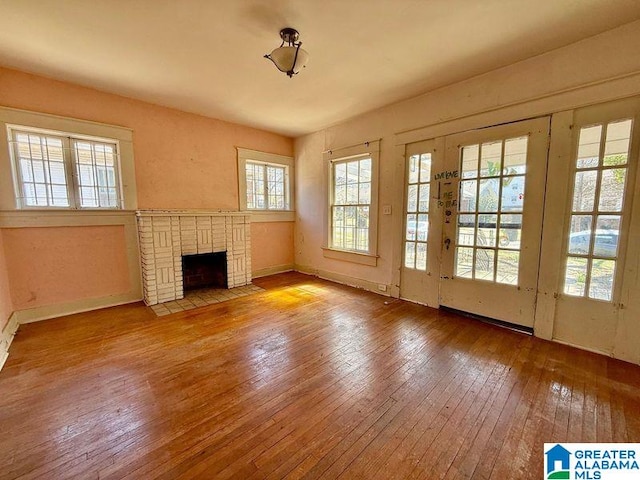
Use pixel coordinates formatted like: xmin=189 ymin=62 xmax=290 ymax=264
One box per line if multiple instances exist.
xmin=182 ymin=252 xmax=227 ymax=291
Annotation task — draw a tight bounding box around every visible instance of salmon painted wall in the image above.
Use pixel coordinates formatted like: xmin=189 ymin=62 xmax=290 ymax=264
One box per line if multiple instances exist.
xmin=3 ymin=226 xmax=130 ymax=310
xmin=0 ymin=232 xmax=12 ymax=331
xmin=0 ymin=67 xmax=294 ymax=314
xmin=251 ymin=222 xmax=295 ymax=274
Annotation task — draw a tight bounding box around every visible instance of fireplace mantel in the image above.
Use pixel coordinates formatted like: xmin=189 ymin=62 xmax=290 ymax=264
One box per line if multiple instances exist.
xmin=136 ymin=210 xmax=251 ymax=305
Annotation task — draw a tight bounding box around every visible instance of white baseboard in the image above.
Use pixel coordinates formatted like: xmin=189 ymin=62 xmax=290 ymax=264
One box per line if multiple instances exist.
xmin=294 ymin=264 xmax=391 ymax=297
xmin=252 ymin=264 xmax=295 ymax=279
xmin=13 ymin=292 xmax=142 ymax=324
xmin=0 ymin=312 xmax=19 ymax=372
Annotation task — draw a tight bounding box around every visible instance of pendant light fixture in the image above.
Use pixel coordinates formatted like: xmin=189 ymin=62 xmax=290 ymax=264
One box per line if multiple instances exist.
xmin=264 ymin=28 xmax=309 ymax=78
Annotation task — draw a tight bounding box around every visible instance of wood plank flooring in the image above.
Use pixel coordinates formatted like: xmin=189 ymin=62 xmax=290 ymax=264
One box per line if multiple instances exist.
xmin=0 ymin=272 xmax=638 ymax=479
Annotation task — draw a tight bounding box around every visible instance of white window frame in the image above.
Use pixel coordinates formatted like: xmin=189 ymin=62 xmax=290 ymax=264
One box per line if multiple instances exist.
xmin=0 ymin=106 xmax=136 ymax=211
xmin=237 ymin=147 xmax=294 ymax=222
xmin=8 ymin=126 xmax=123 ymax=209
xmin=323 ymin=140 xmax=380 ymax=266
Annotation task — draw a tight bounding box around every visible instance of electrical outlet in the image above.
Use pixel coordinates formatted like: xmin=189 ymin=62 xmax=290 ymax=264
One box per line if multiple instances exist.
xmin=378 ymin=284 xmax=387 ymax=292
xmin=382 ymin=205 xmax=392 ymax=215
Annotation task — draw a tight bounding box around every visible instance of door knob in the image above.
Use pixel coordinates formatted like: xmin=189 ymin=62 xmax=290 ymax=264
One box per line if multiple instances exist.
xmin=444 ymin=237 xmax=451 ymax=250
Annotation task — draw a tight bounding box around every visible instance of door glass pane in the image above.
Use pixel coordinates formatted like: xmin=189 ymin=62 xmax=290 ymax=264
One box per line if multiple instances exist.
xmin=477 ymin=214 xmax=497 ymax=247
xmin=406 ymin=214 xmax=417 ymax=241
xmin=474 ymin=249 xmax=495 ymax=281
xmin=572 ymin=171 xmax=597 ymax=211
xmin=407 ymin=185 xmax=418 ymax=212
xmin=589 ymin=259 xmax=615 ymax=301
xmin=419 ymin=154 xmax=432 ymax=183
xmin=497 ymin=250 xmax=519 ymax=285
xmin=564 ymin=257 xmax=588 ymax=297
xmin=416 ymin=243 xmax=427 ymax=271
xmin=568 ymin=215 xmax=592 ymax=255
xmin=405 ymin=242 xmax=416 ymax=269
xmin=499 ymin=214 xmax=522 ymax=250
xmin=501 ymin=176 xmax=525 ymax=212
xmin=603 ymin=119 xmax=631 ymax=166
xmin=459 ymin=180 xmax=477 ymax=212
xmin=416 ymin=214 xmax=428 ymax=242
xmin=408 ymin=155 xmax=419 ymax=184
xmin=594 ymin=215 xmax=620 ymax=258
xmin=455 ymin=247 xmax=473 ymax=278
xmin=418 ymin=184 xmax=430 ymax=212
xmin=503 ymin=136 xmax=528 ymax=174
xmin=478 ymin=178 xmax=500 ymax=212
xmin=576 ymin=125 xmax=602 ymax=168
xmin=480 ymin=141 xmax=502 ymax=177
xmin=461 ymin=145 xmax=479 ymax=179
xmin=598 ymin=169 xmax=626 ymax=212
xmin=458 ymin=214 xmax=475 ymax=246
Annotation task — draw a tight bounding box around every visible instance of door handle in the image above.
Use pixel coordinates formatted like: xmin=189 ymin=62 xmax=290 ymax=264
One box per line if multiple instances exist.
xmin=444 ymin=237 xmax=451 ymax=250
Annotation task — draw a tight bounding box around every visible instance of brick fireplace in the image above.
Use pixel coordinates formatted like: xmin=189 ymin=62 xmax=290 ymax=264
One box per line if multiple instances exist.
xmin=136 ymin=211 xmax=251 ymax=305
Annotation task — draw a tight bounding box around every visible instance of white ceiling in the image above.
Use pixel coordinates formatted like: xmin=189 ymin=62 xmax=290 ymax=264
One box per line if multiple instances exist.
xmin=1 ymin=1 xmax=639 ymax=137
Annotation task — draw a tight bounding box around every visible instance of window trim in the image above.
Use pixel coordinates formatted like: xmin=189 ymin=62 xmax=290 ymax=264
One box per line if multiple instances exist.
xmin=237 ymin=147 xmax=294 ymax=222
xmin=324 ymin=140 xmax=380 ymax=265
xmin=0 ymin=106 xmax=136 ymax=211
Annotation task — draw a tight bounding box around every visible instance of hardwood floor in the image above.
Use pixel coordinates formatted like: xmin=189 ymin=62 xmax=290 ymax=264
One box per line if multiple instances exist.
xmin=0 ymin=272 xmax=638 ymax=479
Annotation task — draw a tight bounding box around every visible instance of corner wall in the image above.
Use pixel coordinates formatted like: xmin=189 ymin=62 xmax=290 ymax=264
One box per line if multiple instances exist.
xmin=0 ymin=67 xmax=295 ymax=322
xmin=294 ymin=20 xmax=640 ymax=363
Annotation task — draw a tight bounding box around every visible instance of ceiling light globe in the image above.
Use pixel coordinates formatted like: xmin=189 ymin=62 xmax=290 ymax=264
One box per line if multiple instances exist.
xmin=269 ymin=46 xmax=309 ymax=74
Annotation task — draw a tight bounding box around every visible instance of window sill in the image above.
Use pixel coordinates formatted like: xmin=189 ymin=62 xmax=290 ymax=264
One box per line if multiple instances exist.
xmin=322 ymin=247 xmax=378 ymax=266
xmin=246 ymin=210 xmax=295 ymax=223
xmin=0 ymin=209 xmax=136 ymax=227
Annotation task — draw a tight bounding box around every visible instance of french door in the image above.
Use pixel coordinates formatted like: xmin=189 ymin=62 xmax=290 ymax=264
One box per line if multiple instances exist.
xmin=399 ymin=139 xmax=442 ymax=306
xmin=439 ymin=117 xmax=550 ymax=328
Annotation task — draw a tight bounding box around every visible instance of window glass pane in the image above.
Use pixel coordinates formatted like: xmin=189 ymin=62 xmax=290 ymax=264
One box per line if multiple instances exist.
xmin=480 ymin=141 xmax=502 ymax=178
xmin=496 ymin=250 xmax=519 ymax=285
xmin=13 ymin=132 xmax=69 ymax=207
xmin=474 ymin=249 xmax=495 ymax=281
xmin=346 ymin=183 xmax=358 ymax=204
xmin=564 ymin=257 xmax=588 ymax=296
xmin=576 ymin=125 xmax=602 ymax=169
xmin=335 ymin=163 xmax=346 ymax=186
xmin=457 ymin=214 xmax=475 ymax=246
xmin=594 ymin=215 xmax=620 ymax=258
xmin=589 ymin=259 xmax=615 ymax=301
xmin=501 ymin=176 xmax=525 ymax=212
xmin=603 ymin=119 xmax=631 ymax=166
xmin=572 ymin=171 xmax=597 ymax=212
xmin=74 ymin=140 xmax=119 ymax=208
xmin=461 ymin=144 xmax=479 ymax=179
xmin=455 ymin=247 xmax=473 ymax=278
xmin=358 ymin=182 xmax=371 ymax=204
xmin=503 ymin=136 xmax=528 ymax=175
xmin=568 ymin=215 xmax=592 ymax=255
xmin=360 ymin=158 xmax=372 ymax=182
xmin=598 ymin=168 xmax=626 ymax=212
xmin=347 ymin=161 xmax=359 ymax=184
